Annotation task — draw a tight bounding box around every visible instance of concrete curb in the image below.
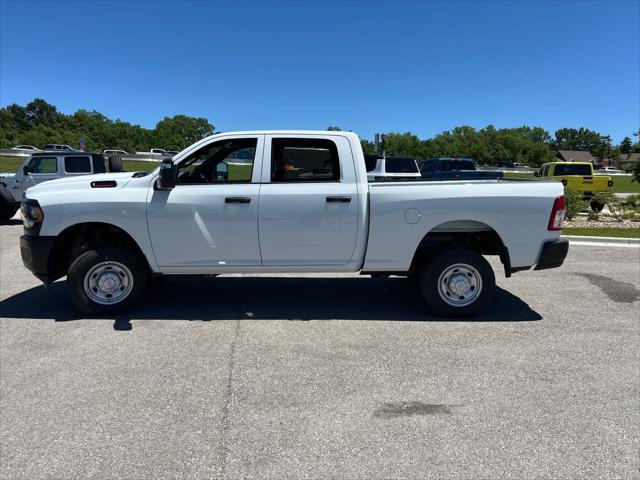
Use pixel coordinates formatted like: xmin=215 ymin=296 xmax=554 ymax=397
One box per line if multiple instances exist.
xmin=562 ymin=235 xmax=640 ymax=247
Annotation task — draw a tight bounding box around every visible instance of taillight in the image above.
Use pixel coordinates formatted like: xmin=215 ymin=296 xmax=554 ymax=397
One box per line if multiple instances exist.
xmin=561 ymin=179 xmax=568 ymax=186
xmin=548 ymin=195 xmax=565 ymax=231
xmin=608 ymin=180 xmax=614 ymax=187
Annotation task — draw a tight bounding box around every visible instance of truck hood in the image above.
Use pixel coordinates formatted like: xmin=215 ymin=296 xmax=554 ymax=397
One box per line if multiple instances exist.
xmin=26 ymin=172 xmax=137 ymax=195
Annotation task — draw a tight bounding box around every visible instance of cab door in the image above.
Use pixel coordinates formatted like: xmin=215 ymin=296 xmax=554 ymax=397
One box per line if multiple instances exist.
xmin=257 ymin=135 xmax=360 ymax=266
xmin=147 ymin=135 xmax=264 ymax=268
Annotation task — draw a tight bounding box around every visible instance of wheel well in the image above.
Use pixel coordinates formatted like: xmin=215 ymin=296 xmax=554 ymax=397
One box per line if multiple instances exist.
xmin=51 ymin=222 xmax=149 ymax=279
xmin=409 ymin=224 xmax=512 ymax=277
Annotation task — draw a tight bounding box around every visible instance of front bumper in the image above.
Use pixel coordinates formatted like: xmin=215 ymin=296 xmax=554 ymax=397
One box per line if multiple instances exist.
xmin=20 ymin=235 xmax=57 ymax=284
xmin=534 ymin=238 xmax=569 ymax=270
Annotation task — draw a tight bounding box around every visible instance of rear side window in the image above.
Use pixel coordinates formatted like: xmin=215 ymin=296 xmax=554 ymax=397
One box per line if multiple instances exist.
xmin=385 ymin=157 xmax=418 ymax=173
xmin=64 ymin=156 xmax=92 ymax=173
xmin=271 ymin=138 xmax=340 ymax=182
xmin=26 ymin=157 xmax=57 ymax=174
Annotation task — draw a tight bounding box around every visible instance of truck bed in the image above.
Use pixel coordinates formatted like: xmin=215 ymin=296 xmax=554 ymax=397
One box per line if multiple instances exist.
xmin=363 ymin=179 xmax=563 ymax=272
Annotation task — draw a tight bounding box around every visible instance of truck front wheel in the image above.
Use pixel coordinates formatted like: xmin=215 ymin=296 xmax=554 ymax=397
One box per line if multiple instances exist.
xmin=420 ymin=248 xmax=495 ymax=317
xmin=67 ymin=247 xmax=149 ymax=315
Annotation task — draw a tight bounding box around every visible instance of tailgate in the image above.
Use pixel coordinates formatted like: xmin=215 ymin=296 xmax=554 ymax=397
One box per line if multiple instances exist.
xmin=566 ymin=176 xmax=611 ymax=191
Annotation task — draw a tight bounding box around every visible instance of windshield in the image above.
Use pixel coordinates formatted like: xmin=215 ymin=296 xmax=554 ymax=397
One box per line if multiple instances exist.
xmin=554 ymin=164 xmax=592 ymax=176
xmin=438 ymin=159 xmax=476 ymax=171
xmin=385 ymin=157 xmax=418 ymax=173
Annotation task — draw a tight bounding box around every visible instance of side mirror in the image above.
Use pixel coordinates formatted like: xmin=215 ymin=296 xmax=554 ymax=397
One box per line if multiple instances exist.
xmin=22 ymin=165 xmax=30 ymax=175
xmin=157 ymin=158 xmax=177 ymax=190
xmin=216 ymin=162 xmax=229 ymax=180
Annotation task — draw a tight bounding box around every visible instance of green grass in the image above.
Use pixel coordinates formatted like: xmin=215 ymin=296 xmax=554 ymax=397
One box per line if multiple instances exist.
xmin=562 ymin=227 xmax=640 ymax=238
xmin=503 ymin=171 xmax=536 ymax=180
xmin=610 ymin=175 xmax=640 ymax=193
xmin=0 ymin=156 xmax=24 ymax=172
xmin=121 ymin=160 xmax=158 ymax=172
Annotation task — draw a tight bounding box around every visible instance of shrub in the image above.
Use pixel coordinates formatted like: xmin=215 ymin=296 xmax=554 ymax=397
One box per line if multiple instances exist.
xmin=564 ymin=188 xmax=588 ymax=219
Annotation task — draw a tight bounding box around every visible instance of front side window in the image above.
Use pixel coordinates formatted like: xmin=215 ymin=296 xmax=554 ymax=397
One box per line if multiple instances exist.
xmin=271 ymin=138 xmax=340 ymax=182
xmin=177 ymin=138 xmax=257 ymax=184
xmin=64 ymin=156 xmax=92 ymax=173
xmin=26 ymin=157 xmax=57 ymax=174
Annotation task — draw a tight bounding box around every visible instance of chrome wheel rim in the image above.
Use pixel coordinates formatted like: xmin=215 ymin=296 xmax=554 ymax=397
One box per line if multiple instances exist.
xmin=437 ymin=263 xmax=482 ymax=307
xmin=83 ymin=261 xmax=134 ymax=305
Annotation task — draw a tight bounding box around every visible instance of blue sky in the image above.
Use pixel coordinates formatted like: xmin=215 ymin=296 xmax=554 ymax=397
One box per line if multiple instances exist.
xmin=1 ymin=0 xmax=638 ymax=142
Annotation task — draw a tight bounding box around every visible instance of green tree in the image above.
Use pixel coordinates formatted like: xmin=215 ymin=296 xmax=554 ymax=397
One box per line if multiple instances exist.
xmin=553 ymin=127 xmax=604 ymax=152
xmin=620 ymin=136 xmax=632 ymax=156
xmin=153 ymin=115 xmax=214 ymax=150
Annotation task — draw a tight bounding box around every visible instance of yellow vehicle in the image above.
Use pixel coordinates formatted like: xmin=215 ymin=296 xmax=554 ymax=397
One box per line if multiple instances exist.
xmin=536 ymin=162 xmax=613 ymax=211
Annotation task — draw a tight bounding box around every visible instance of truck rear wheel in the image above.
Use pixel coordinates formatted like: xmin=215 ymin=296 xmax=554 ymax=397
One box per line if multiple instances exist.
xmin=419 ymin=248 xmax=495 ymax=317
xmin=67 ymin=247 xmax=149 ymax=315
xmin=590 ymin=200 xmax=605 ymax=212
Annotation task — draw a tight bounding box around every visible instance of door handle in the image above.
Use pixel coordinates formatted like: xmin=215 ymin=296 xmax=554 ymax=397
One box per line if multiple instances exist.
xmin=225 ymin=196 xmax=251 ymax=204
xmin=326 ymin=196 xmax=352 ymax=203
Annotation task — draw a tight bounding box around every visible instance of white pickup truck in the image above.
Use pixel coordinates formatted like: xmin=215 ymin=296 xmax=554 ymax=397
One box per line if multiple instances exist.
xmin=20 ymin=131 xmax=568 ymax=317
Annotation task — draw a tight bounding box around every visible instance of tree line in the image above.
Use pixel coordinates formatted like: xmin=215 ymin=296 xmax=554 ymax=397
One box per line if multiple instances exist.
xmin=0 ymin=99 xmax=214 ymax=153
xmin=356 ymin=127 xmax=639 ymax=167
xmin=1 ymin=99 xmax=638 ymax=168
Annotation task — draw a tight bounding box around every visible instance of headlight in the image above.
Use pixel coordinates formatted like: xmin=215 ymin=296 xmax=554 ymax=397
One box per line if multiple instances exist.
xmin=21 ymin=199 xmax=44 ymax=229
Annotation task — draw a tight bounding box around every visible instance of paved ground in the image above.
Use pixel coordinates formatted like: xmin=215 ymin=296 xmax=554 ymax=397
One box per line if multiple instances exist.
xmin=1 ymin=218 xmax=638 ymax=479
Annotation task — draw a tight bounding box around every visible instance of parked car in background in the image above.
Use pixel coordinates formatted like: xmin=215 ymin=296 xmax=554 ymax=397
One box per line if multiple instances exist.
xmin=0 ymin=151 xmax=122 ymax=220
xmin=135 ymin=148 xmax=167 ymax=155
xmin=420 ymin=157 xmax=504 ymax=180
xmin=596 ymin=167 xmax=625 ymax=175
xmin=20 ymin=130 xmax=568 ymax=317
xmin=104 ymin=149 xmax=129 ymax=155
xmin=535 ymin=161 xmax=613 ymax=211
xmin=13 ymin=145 xmax=38 ymax=151
xmin=365 ymin=155 xmax=422 ymax=181
xmin=44 ymin=144 xmax=75 ymax=151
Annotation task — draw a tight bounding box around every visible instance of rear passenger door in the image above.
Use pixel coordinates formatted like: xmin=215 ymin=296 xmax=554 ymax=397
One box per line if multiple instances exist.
xmin=258 ymin=135 xmax=360 ymax=266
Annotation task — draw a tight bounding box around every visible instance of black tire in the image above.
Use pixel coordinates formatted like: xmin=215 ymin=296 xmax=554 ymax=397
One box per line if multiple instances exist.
xmin=67 ymin=247 xmax=149 ymax=315
xmin=0 ymin=204 xmax=19 ymax=221
xmin=590 ymin=200 xmax=605 ymax=212
xmin=419 ymin=248 xmax=495 ymax=318
xmin=108 ymin=155 xmax=123 ymax=173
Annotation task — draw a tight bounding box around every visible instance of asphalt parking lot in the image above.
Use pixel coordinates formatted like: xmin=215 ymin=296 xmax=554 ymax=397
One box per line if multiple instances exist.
xmin=1 ymin=219 xmax=638 ymax=480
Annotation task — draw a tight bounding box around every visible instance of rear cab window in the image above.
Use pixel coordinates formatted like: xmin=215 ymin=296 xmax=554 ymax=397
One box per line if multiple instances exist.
xmin=64 ymin=156 xmax=92 ymax=174
xmin=553 ymin=164 xmax=592 ymax=176
xmin=270 ymin=138 xmax=340 ymax=182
